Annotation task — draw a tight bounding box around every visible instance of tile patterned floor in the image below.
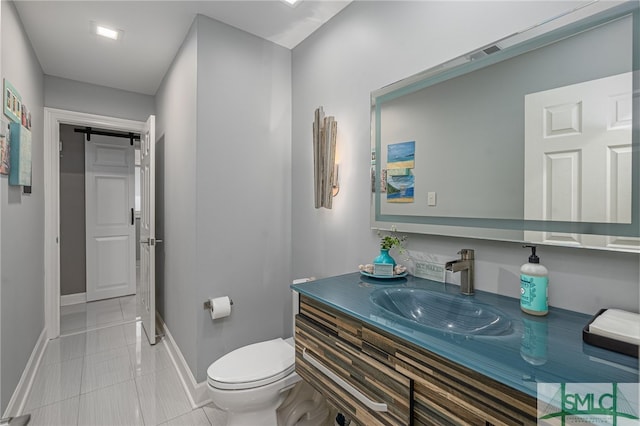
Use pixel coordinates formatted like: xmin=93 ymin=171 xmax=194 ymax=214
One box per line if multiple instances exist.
xmin=59 ymin=296 xmax=138 ymax=335
xmin=25 ymin=296 xmax=227 ymax=426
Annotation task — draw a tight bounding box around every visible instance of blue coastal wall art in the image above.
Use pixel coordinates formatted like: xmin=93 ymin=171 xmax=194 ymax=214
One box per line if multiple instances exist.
xmin=386 ymin=141 xmax=415 ymax=203
xmin=387 ymin=140 xmax=415 ymax=169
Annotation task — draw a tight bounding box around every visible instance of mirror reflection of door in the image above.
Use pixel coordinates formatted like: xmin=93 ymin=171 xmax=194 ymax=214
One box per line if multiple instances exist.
xmin=524 ymin=72 xmax=637 ymax=251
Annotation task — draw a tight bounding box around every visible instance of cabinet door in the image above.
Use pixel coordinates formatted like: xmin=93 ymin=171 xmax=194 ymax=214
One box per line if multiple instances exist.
xmin=295 ymin=305 xmax=411 ymax=425
xmin=362 ymin=327 xmax=537 ymax=425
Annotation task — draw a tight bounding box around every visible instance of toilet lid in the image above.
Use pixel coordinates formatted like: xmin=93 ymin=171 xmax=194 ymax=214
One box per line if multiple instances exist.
xmin=207 ymin=338 xmax=295 ymax=390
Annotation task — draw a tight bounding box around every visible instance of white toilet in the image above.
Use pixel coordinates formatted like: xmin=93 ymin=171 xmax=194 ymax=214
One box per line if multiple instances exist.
xmin=207 ymin=288 xmax=328 ymax=426
xmin=207 ymin=337 xmax=301 ymax=426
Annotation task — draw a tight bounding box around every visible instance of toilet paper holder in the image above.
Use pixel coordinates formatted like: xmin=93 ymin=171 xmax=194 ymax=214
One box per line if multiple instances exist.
xmin=203 ymin=298 xmax=234 ymax=310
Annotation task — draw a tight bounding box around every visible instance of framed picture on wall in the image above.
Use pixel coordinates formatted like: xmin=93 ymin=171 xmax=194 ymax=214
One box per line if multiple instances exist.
xmin=0 ymin=130 xmax=10 ymax=175
xmin=3 ymin=79 xmax=22 ymax=123
xmin=9 ymin=122 xmax=31 ymax=186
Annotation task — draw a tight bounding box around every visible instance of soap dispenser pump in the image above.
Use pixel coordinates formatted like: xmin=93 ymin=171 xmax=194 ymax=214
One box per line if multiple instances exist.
xmin=520 ymin=245 xmax=549 ymax=316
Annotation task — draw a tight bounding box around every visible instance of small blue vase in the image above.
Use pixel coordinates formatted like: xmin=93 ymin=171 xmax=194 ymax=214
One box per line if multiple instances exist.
xmin=373 ymin=249 xmax=396 ymax=267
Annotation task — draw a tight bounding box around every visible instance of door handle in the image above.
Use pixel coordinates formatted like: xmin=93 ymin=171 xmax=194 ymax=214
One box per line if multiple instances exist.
xmin=140 ymin=238 xmax=163 ymax=246
xmin=302 ymin=347 xmax=388 ymax=412
xmin=131 ymin=208 xmax=134 ymax=225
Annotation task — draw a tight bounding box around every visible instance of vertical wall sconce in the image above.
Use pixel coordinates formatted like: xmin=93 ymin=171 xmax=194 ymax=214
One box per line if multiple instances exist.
xmin=332 ymin=163 xmax=340 ymax=197
xmin=313 ymin=106 xmax=338 ymax=209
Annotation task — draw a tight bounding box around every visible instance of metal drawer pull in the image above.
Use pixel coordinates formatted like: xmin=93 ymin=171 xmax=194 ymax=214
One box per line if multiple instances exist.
xmin=302 ymin=347 xmax=388 ymax=412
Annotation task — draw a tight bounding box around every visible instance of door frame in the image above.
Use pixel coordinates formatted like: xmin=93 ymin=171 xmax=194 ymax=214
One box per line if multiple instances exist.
xmin=44 ymin=107 xmax=145 ymax=339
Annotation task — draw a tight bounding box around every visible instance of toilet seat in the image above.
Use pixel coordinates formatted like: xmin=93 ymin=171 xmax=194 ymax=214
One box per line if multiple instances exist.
xmin=207 ymin=338 xmax=295 ymax=390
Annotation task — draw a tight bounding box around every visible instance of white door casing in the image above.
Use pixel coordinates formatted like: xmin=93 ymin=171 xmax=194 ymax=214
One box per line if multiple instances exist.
xmin=524 ymin=72 xmax=637 ymax=251
xmin=85 ymin=134 xmax=136 ymax=301
xmin=138 ymin=115 xmax=157 ymax=344
xmin=44 ymin=108 xmax=146 ymax=339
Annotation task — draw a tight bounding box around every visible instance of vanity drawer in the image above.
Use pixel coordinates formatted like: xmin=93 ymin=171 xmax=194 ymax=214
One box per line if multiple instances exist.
xmin=295 ymin=314 xmax=412 ymax=426
xmin=362 ymin=321 xmax=537 ymax=425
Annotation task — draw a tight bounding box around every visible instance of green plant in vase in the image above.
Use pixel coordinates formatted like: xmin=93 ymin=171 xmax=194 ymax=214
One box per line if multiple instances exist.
xmin=359 ymin=227 xmax=408 ymax=275
xmin=378 ymin=225 xmax=407 ymax=252
xmin=371 ymin=227 xmax=408 ymax=275
xmin=380 ymin=234 xmax=404 ymax=251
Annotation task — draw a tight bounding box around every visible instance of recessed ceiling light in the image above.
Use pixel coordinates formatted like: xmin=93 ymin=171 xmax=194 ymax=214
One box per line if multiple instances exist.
xmin=96 ymin=25 xmax=119 ymax=40
xmin=281 ymin=0 xmax=302 ymax=7
xmin=90 ymin=22 xmax=123 ymax=41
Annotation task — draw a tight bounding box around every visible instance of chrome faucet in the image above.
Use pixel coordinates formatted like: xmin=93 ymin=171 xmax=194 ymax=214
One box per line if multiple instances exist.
xmin=445 ymin=249 xmax=475 ymax=295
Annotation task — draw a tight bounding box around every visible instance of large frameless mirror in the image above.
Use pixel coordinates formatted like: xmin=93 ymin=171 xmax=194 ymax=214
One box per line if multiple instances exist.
xmin=371 ymin=1 xmax=639 ymax=252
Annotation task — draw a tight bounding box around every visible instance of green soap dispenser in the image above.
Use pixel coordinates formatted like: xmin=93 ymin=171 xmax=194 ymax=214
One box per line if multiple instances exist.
xmin=520 ymin=245 xmax=549 ymax=316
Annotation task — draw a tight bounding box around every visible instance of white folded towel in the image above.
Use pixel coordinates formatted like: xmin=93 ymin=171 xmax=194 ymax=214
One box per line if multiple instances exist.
xmin=589 ymin=309 xmax=640 ymax=346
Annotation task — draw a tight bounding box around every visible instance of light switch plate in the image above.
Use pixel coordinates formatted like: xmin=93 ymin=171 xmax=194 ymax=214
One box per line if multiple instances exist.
xmin=427 ymin=192 xmax=437 ymax=206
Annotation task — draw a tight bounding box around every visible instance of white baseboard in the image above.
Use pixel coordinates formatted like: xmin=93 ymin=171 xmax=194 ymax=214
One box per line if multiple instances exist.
xmin=158 ymin=314 xmax=212 ymax=409
xmin=3 ymin=328 xmax=48 ymax=418
xmin=60 ymin=292 xmax=86 ymax=306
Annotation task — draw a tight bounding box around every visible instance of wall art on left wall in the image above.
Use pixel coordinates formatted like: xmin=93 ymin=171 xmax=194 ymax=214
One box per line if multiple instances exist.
xmin=9 ymin=122 xmax=31 ymax=186
xmin=0 ymin=122 xmax=10 ymax=175
xmin=4 ymin=79 xmax=22 ymax=124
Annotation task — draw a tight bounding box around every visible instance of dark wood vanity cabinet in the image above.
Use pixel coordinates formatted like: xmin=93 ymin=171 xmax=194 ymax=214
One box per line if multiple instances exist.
xmin=295 ymin=295 xmax=537 ymax=426
xmin=295 ymin=298 xmax=412 ymax=425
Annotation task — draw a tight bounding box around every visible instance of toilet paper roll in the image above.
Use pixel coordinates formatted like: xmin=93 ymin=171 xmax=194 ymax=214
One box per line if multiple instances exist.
xmin=209 ymin=296 xmax=232 ymax=320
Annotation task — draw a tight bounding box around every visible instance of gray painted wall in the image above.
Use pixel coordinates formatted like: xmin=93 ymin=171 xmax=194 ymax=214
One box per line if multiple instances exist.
xmin=291 ymin=1 xmax=639 ymax=317
xmin=156 ymin=14 xmax=292 ymax=383
xmin=44 ymin=75 xmax=155 ymax=122
xmin=59 ymin=124 xmax=86 ymax=296
xmin=0 ymin=0 xmax=44 ymax=413
xmin=194 ymin=15 xmax=291 ymax=382
xmin=155 ymin=20 xmax=199 ymax=378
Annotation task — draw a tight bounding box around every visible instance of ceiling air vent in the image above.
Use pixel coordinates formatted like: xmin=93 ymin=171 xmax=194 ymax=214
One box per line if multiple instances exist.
xmin=483 ymin=45 xmax=501 ymax=55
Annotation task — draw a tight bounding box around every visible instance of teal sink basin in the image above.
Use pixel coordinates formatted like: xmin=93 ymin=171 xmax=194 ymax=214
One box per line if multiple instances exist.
xmin=370 ymin=288 xmax=512 ymax=336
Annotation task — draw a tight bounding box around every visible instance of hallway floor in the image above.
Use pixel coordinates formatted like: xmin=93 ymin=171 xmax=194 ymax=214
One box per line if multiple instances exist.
xmin=25 ymin=296 xmax=227 ymax=425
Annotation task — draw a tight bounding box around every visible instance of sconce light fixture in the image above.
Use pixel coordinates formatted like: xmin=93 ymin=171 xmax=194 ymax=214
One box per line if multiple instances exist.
xmin=313 ymin=107 xmax=338 ymax=209
xmin=332 ymin=163 xmax=340 ymax=197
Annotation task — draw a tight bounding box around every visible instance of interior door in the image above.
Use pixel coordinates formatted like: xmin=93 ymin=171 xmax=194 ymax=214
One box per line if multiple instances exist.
xmin=85 ymin=133 xmax=136 ymax=301
xmin=138 ymin=115 xmax=157 ymax=344
xmin=524 ymin=72 xmax=637 ymax=251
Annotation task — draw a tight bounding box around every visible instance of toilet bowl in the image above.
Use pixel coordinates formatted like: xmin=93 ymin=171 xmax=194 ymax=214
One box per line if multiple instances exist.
xmin=207 ymin=337 xmax=301 ymax=426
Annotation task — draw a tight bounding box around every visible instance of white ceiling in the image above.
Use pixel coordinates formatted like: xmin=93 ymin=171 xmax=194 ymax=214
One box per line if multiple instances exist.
xmin=14 ymin=1 xmax=351 ymax=95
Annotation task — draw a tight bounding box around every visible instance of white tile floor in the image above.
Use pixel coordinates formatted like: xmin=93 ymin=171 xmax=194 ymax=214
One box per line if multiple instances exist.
xmin=59 ymin=295 xmax=138 ymax=335
xmin=25 ymin=296 xmax=227 ymax=426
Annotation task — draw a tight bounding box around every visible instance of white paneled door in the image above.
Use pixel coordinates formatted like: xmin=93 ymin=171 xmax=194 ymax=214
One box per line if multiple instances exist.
xmin=138 ymin=115 xmax=157 ymax=345
xmin=85 ymin=133 xmax=136 ymax=302
xmin=524 ymin=72 xmax=637 ymax=251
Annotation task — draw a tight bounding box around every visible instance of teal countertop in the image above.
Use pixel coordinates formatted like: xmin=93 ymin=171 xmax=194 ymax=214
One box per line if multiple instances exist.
xmin=291 ymin=272 xmax=639 ymax=398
